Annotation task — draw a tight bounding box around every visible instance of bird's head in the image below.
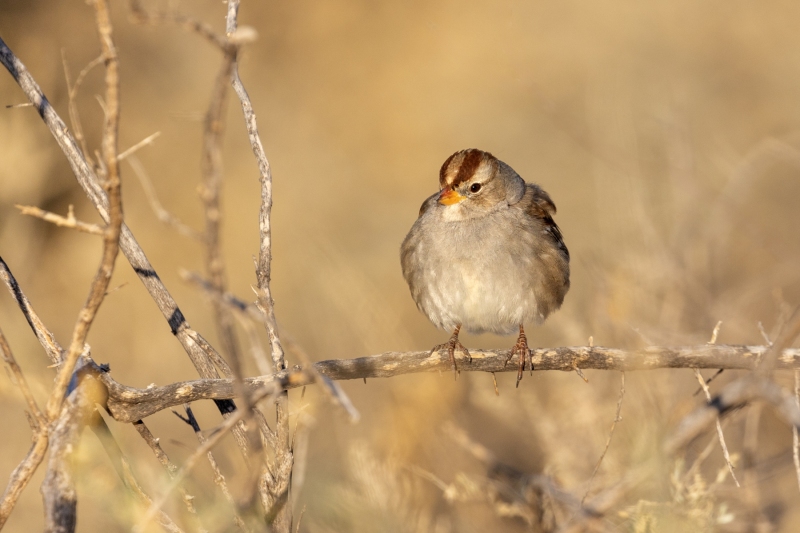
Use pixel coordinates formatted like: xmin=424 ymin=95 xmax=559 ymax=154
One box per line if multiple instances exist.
xmin=436 ymin=149 xmax=525 ymax=219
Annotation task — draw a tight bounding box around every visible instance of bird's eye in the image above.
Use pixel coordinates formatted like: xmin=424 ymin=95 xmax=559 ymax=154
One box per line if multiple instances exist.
xmin=469 ymin=183 xmax=482 ymax=193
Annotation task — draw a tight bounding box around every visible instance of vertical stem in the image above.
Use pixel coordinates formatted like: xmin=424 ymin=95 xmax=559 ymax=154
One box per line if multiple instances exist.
xmin=45 ymin=0 xmax=123 ymax=420
xmin=226 ymin=2 xmax=292 ymax=529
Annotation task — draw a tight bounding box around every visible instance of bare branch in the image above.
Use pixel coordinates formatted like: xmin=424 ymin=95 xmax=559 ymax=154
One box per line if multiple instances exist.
xmin=44 ymin=0 xmax=124 ymax=421
xmin=692 ymin=368 xmax=739 ymax=487
xmin=135 ymin=384 xmax=282 ymax=532
xmin=198 ymin=25 xmax=243 ymax=392
xmin=0 ymin=326 xmax=45 ymax=427
xmin=692 ymin=321 xmax=739 ymax=487
xmin=98 ymin=344 xmax=800 ymax=423
xmin=173 ymin=405 xmax=250 ymax=532
xmin=224 ymin=2 xmax=293 ymax=528
xmin=41 ymin=372 xmax=106 ymax=533
xmin=16 ymin=204 xmax=104 ymax=235
xmin=61 ymin=51 xmax=104 ymax=163
xmin=0 ymin=10 xmax=240 ymax=420
xmin=132 ymin=421 xmax=203 ymax=524
xmin=665 ymin=375 xmax=800 ymax=454
xmin=756 ymin=305 xmax=800 ymax=377
xmin=128 ymin=1 xmax=230 ymax=51
xmin=0 ymin=431 xmax=49 ymax=528
xmin=127 ymin=156 xmax=204 ymax=241
xmin=0 ymin=328 xmax=48 ymax=529
xmin=117 ymin=131 xmax=161 ymax=161
xmin=0 ymin=255 xmax=63 ymax=364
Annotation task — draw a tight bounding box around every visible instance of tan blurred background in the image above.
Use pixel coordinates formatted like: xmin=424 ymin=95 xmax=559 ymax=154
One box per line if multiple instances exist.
xmin=2 ymin=0 xmax=800 ymax=531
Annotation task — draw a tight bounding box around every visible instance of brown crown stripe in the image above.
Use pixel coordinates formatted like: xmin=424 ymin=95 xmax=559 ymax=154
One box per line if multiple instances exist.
xmin=439 ymin=149 xmax=496 ymax=189
xmin=438 ymin=152 xmax=458 ymax=184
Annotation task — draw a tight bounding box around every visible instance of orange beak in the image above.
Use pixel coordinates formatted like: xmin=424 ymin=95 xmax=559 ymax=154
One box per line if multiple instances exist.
xmin=438 ymin=187 xmax=465 ymax=205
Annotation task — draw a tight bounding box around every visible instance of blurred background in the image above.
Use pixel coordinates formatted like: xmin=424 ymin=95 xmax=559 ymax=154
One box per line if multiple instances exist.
xmin=2 ymin=0 xmax=800 ymax=531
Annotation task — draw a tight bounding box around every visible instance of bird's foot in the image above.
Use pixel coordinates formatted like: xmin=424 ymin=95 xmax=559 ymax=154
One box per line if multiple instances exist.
xmin=506 ymin=326 xmax=531 ymax=388
xmin=431 ymin=327 xmax=471 ymax=379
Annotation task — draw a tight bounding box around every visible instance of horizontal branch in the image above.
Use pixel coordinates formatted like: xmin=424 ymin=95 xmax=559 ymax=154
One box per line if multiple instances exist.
xmin=99 ymin=344 xmax=800 ymax=422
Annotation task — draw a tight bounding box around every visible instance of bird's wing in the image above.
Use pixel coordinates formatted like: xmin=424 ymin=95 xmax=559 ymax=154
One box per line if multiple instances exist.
xmin=523 ymin=184 xmax=569 ymax=260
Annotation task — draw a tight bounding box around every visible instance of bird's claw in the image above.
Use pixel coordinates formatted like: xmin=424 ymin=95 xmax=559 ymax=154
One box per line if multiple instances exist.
xmin=432 ymin=336 xmax=471 ymax=379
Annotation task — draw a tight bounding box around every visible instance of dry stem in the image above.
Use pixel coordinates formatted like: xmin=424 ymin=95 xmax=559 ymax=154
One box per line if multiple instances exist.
xmin=97 ymin=344 xmax=800 ymax=423
xmin=693 ymin=368 xmax=739 ymax=487
xmin=582 ymin=372 xmax=625 ymax=504
xmin=0 ymin=256 xmax=63 ymax=364
xmin=135 ymin=385 xmax=279 ymax=532
xmin=16 ymin=204 xmax=104 ymax=235
xmin=44 ymin=0 xmax=124 ymax=423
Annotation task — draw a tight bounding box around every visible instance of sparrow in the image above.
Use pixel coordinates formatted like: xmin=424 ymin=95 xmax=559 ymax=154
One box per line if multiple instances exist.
xmin=401 ymin=149 xmax=570 ymax=386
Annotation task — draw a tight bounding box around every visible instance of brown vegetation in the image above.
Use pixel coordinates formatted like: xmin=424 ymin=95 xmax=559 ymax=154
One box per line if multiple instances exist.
xmin=1 ymin=1 xmax=800 ymax=532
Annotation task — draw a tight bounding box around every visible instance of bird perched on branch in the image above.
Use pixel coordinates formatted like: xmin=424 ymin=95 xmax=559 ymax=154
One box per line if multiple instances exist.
xmin=401 ymin=149 xmax=570 ymax=386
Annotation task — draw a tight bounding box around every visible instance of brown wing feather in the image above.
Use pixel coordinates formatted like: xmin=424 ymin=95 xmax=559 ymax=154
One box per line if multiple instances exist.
xmin=524 ymin=184 xmax=569 ymax=260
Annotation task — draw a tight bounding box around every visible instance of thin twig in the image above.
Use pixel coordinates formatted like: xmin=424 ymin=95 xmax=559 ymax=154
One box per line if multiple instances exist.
xmin=665 ymin=375 xmax=800 ymax=454
xmin=693 ymin=368 xmax=724 ymax=396
xmin=225 ymin=1 xmax=293 ymax=528
xmin=681 ymin=415 xmax=735 ymax=486
xmin=692 ymin=368 xmax=739 ymax=487
xmin=135 ymin=385 xmax=278 ymax=532
xmin=16 ymin=204 xmax=104 ymax=235
xmin=44 ymin=0 xmax=124 ymax=422
xmin=756 ymin=305 xmax=800 ymax=377
xmin=0 ymin=431 xmax=49 ymax=528
xmin=62 ymin=51 xmax=104 ymax=162
xmin=0 ymin=256 xmax=63 ymax=364
xmin=117 ymin=130 xmax=161 ymax=161
xmin=91 ymin=416 xmax=186 ymax=533
xmin=709 ymin=320 xmax=723 ymax=344
xmin=173 ymin=405 xmax=250 ymax=532
xmin=127 ymin=156 xmax=204 ymax=241
xmin=758 ymin=321 xmax=773 ymax=346
xmin=1 ymin=21 xmax=236 ymax=412
xmin=691 ymin=320 xmax=739 ymax=487
xmin=132 ymin=421 xmax=203 ymax=525
xmin=0 ymin=326 xmax=45 ymax=426
xmin=582 ymin=372 xmax=625 ymax=504
xmin=0 ymin=325 xmax=51 ymax=527
xmin=180 ymin=270 xmax=268 ymax=374
xmin=199 ymin=24 xmax=245 ymax=401
xmin=128 ymin=1 xmax=230 ymax=50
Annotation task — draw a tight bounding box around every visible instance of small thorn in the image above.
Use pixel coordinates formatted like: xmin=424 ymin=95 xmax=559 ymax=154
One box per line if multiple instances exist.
xmin=363 ymin=378 xmax=367 ymax=384
xmin=491 ymin=372 xmax=499 ymax=396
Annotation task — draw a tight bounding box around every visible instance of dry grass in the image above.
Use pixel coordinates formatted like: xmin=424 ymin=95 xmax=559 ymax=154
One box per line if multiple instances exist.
xmin=1 ymin=0 xmax=800 ymax=531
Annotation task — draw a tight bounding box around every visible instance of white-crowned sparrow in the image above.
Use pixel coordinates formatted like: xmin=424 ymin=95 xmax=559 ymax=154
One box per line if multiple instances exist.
xmin=401 ymin=149 xmax=570 ymax=386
